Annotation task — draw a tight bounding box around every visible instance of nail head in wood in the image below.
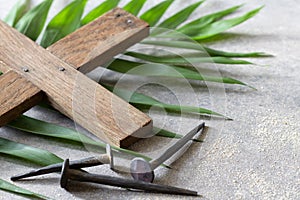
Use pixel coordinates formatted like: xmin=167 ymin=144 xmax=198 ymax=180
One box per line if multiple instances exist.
xmin=22 ymin=67 xmax=29 ymax=72
xmin=58 ymin=67 xmax=65 ymax=71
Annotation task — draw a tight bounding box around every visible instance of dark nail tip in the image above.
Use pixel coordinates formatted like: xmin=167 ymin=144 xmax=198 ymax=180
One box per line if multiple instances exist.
xmin=10 ymin=177 xmax=18 ymax=181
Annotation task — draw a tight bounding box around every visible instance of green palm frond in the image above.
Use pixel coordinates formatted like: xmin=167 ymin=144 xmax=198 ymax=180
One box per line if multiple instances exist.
xmin=15 ymin=0 xmax=53 ymax=41
xmin=123 ymin=0 xmax=147 ymax=16
xmin=0 ymin=179 xmax=48 ymax=199
xmin=176 ymin=4 xmax=243 ymax=35
xmin=3 ymin=0 xmax=29 ymax=26
xmin=139 ymin=0 xmax=175 ymax=26
xmin=81 ymin=0 xmax=120 ymax=25
xmin=0 ymin=137 xmax=62 ymax=166
xmin=40 ymin=0 xmax=87 ymax=47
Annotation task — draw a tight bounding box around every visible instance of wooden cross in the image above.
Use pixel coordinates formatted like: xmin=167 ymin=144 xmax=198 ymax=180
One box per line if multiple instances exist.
xmin=0 ymin=8 xmax=152 ymax=148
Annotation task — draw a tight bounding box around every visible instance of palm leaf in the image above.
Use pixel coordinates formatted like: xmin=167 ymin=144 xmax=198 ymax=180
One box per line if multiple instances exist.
xmin=157 ymin=1 xmax=204 ymax=30
xmin=155 ymin=127 xmax=203 ymax=142
xmin=155 ymin=127 xmax=182 ymax=139
xmin=140 ymin=0 xmax=174 ymax=26
xmin=40 ymin=0 xmax=87 ymax=47
xmin=203 ymin=46 xmax=272 ymax=58
xmin=0 ymin=179 xmax=48 ymax=200
xmin=142 ymin=39 xmax=270 ymax=58
xmin=3 ymin=0 xmax=30 ymax=27
xmin=0 ymin=137 xmax=62 ymax=166
xmin=15 ymin=0 xmax=53 ymax=41
xmin=192 ymin=7 xmax=264 ymax=40
xmin=123 ymin=0 xmax=147 ymax=16
xmin=125 ymin=51 xmax=253 ymax=65
xmin=177 ymin=4 xmax=243 ymax=36
xmin=7 ymin=115 xmax=158 ymax=162
xmin=107 ymin=59 xmax=253 ymax=87
xmin=81 ymin=0 xmax=120 ymax=26
xmin=103 ymin=85 xmax=228 ymax=118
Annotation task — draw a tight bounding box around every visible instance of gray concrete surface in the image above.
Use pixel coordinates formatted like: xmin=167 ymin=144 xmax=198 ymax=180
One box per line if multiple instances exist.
xmin=0 ymin=0 xmax=299 ymax=199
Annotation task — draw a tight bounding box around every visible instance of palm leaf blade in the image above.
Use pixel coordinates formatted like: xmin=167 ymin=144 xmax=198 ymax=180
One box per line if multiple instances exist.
xmin=125 ymin=51 xmax=253 ymax=65
xmin=8 ymin=115 xmax=90 ymax=145
xmin=142 ymin=39 xmax=269 ymax=58
xmin=40 ymin=0 xmax=87 ymax=48
xmin=15 ymin=0 xmax=53 ymax=41
xmin=0 ymin=137 xmax=62 ymax=166
xmin=154 ymin=127 xmax=182 ymax=139
xmin=157 ymin=1 xmax=204 ymax=29
xmin=8 ymin=115 xmax=156 ymax=162
xmin=155 ymin=127 xmax=203 ymax=142
xmin=0 ymin=179 xmax=48 ymax=200
xmin=3 ymin=0 xmax=30 ymax=27
xmin=81 ymin=0 xmax=120 ymax=26
xmin=107 ymin=59 xmax=252 ymax=87
xmin=204 ymin=46 xmax=271 ymax=57
xmin=104 ymin=85 xmax=227 ymax=118
xmin=193 ymin=7 xmax=263 ymax=40
xmin=140 ymin=0 xmax=174 ymax=26
xmin=123 ymin=0 xmax=147 ymax=16
xmin=177 ymin=4 xmax=243 ymax=35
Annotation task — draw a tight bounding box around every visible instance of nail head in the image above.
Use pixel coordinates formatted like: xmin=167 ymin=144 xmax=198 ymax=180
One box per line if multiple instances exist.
xmin=60 ymin=159 xmax=70 ymax=189
xmin=59 ymin=67 xmax=65 ymax=71
xmin=22 ymin=67 xmax=29 ymax=72
xmin=130 ymin=157 xmax=154 ymax=183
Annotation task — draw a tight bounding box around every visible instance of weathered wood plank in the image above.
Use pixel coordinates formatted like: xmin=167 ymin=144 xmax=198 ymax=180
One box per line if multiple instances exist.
xmin=0 ymin=17 xmax=152 ymax=147
xmin=0 ymin=60 xmax=11 ymax=74
xmin=0 ymin=71 xmax=43 ymax=127
xmin=48 ymin=8 xmax=149 ymax=73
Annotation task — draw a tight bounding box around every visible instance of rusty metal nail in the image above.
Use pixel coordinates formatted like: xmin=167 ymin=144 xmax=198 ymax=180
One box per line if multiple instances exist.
xmin=60 ymin=159 xmax=198 ymax=196
xmin=10 ymin=157 xmax=106 ymax=181
xmin=11 ymin=144 xmax=113 ymax=181
xmin=130 ymin=122 xmax=205 ymax=183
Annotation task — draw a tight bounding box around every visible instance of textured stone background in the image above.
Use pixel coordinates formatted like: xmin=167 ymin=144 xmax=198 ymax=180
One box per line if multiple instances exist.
xmin=0 ymin=0 xmax=299 ymax=199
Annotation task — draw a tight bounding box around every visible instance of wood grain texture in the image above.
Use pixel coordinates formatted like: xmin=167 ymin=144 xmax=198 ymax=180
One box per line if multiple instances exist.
xmin=0 ymin=71 xmax=44 ymax=127
xmin=0 ymin=60 xmax=11 ymax=74
xmin=48 ymin=7 xmax=149 ymax=73
xmin=0 ymin=17 xmax=152 ymax=147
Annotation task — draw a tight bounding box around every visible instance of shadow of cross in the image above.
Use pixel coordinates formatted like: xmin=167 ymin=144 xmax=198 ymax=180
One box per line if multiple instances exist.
xmin=0 ymin=8 xmax=152 ymax=148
